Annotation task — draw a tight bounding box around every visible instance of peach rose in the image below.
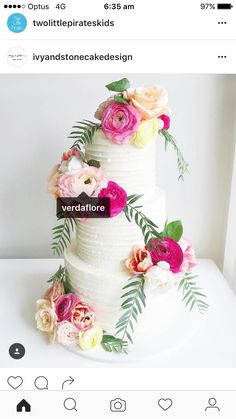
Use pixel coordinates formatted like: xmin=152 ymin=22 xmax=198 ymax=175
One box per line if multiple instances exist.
xmin=123 ymin=85 xmax=170 ymax=120
xmin=47 ymin=164 xmax=61 ymax=198
xmin=44 ymin=281 xmax=65 ymax=304
xmin=125 ymin=246 xmax=153 ymax=275
xmin=35 ymin=299 xmax=57 ymax=342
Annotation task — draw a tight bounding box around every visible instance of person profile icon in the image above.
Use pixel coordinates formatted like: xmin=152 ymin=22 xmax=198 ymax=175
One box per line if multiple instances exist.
xmin=14 ymin=347 xmax=20 ymax=356
xmin=205 ymin=398 xmax=220 ymax=412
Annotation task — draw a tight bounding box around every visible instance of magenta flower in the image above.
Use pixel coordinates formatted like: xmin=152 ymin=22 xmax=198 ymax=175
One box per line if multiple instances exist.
xmin=55 ymin=293 xmax=78 ymax=322
xmin=147 ymin=237 xmax=183 ymax=273
xmin=99 ymin=181 xmax=127 ymax=217
xmin=101 ymin=101 xmax=141 ymax=144
xmin=159 ymin=114 xmax=170 ymax=130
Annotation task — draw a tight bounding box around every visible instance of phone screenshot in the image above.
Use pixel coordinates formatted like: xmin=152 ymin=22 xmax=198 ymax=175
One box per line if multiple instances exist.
xmin=0 ymin=1 xmax=236 ymax=417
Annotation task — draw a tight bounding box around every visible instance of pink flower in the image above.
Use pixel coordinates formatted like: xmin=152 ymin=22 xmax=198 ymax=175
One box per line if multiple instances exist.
xmin=61 ymin=147 xmax=81 ymax=161
xmin=99 ymin=181 xmax=127 ymax=217
xmin=101 ymin=101 xmax=141 ymax=144
xmin=58 ymin=166 xmax=108 ymax=198
xmin=179 ymin=237 xmax=197 ymax=270
xmin=55 ymin=293 xmax=78 ymax=322
xmin=147 ymin=237 xmax=184 ymax=273
xmin=159 ymin=114 xmax=170 ymax=130
xmin=71 ymin=301 xmax=95 ymax=332
xmin=44 ymin=281 xmax=65 ymax=304
xmin=126 ymin=247 xmax=153 ymax=275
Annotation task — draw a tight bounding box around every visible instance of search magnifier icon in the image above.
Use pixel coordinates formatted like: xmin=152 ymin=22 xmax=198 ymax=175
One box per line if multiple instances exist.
xmin=64 ymin=398 xmax=78 ymax=411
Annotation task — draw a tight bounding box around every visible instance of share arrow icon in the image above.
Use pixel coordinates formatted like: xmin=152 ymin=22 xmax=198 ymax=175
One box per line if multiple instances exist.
xmin=62 ymin=376 xmax=75 ymax=390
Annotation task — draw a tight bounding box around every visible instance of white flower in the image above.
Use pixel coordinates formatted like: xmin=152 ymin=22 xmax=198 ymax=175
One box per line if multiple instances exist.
xmin=35 ymin=299 xmax=57 ymax=341
xmin=59 ymin=156 xmax=83 ymax=174
xmin=57 ymin=321 xmax=80 ymax=347
xmin=144 ymin=261 xmax=174 ymax=291
xmin=79 ymin=326 xmax=103 ymax=350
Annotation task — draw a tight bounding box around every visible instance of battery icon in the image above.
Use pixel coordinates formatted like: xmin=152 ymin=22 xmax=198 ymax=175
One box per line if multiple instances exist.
xmin=217 ymin=3 xmax=233 ymax=8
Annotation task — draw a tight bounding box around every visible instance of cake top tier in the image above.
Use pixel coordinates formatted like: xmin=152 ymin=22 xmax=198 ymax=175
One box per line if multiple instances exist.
xmin=85 ymin=129 xmax=156 ymax=196
xmin=48 ymin=78 xmax=188 ymax=219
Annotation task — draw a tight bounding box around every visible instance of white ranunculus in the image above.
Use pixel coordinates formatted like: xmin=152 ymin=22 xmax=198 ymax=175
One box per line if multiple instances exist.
xmin=144 ymin=261 xmax=174 ymax=291
xmin=59 ymin=156 xmax=83 ymax=174
xmin=57 ymin=321 xmax=80 ymax=347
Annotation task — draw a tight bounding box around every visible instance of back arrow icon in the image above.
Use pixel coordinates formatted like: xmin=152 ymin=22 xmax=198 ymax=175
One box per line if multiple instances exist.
xmin=62 ymin=376 xmax=75 ymax=390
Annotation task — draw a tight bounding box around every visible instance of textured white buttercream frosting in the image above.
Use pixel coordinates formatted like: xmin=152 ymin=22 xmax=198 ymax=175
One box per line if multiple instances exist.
xmin=75 ymin=187 xmax=166 ymax=269
xmin=86 ymin=129 xmax=157 ymax=196
xmin=65 ymin=128 xmax=168 ymax=336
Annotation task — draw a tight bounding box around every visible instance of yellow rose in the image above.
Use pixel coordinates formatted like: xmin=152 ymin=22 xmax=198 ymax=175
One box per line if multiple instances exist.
xmin=131 ymin=119 xmax=159 ymax=147
xmin=123 ymin=85 xmax=170 ymax=120
xmin=79 ymin=326 xmax=103 ymax=350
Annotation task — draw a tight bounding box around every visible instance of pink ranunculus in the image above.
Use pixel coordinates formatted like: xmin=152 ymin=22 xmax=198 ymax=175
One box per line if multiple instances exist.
xmin=125 ymin=247 xmax=153 ymax=275
xmin=147 ymin=237 xmax=184 ymax=273
xmin=58 ymin=166 xmax=108 ymax=198
xmin=159 ymin=114 xmax=170 ymax=130
xmin=101 ymin=101 xmax=141 ymax=144
xmin=71 ymin=301 xmax=96 ymax=332
xmin=98 ymin=181 xmax=127 ymax=217
xmin=55 ymin=293 xmax=79 ymax=322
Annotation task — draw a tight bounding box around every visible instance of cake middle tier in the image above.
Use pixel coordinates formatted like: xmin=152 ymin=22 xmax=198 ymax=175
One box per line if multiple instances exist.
xmin=75 ymin=187 xmax=166 ymax=270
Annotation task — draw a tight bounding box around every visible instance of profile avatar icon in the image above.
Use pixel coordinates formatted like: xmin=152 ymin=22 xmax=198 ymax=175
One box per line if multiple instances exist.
xmin=7 ymin=13 xmax=27 ymax=33
xmin=205 ymin=398 xmax=220 ymax=412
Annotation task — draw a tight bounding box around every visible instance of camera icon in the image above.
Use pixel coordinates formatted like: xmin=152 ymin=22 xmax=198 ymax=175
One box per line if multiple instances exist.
xmin=110 ymin=398 xmax=126 ymax=412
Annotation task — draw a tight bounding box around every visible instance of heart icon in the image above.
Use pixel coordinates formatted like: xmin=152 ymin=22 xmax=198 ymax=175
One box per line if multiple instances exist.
xmin=7 ymin=376 xmax=23 ymax=390
xmin=158 ymin=398 xmax=173 ymax=411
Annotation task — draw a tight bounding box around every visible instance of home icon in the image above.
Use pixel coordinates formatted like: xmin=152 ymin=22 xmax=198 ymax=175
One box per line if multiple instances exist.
xmin=16 ymin=399 xmax=31 ymax=412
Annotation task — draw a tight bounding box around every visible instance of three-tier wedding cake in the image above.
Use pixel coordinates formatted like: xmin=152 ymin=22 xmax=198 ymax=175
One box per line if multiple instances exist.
xmin=35 ymin=78 xmax=208 ymax=355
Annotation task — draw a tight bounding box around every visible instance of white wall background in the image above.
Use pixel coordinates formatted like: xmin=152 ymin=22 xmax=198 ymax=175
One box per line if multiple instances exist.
xmin=0 ymin=74 xmax=235 ymax=273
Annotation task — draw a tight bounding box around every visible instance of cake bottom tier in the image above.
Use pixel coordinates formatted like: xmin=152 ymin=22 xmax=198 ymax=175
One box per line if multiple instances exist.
xmin=65 ymin=243 xmax=197 ymax=346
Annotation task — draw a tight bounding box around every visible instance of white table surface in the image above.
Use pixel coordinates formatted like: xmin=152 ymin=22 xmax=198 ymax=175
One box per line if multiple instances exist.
xmin=0 ymin=258 xmax=236 ymax=368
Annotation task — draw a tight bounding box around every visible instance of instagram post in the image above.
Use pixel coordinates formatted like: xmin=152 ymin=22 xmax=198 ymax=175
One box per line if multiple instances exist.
xmin=0 ymin=73 xmax=236 ymax=370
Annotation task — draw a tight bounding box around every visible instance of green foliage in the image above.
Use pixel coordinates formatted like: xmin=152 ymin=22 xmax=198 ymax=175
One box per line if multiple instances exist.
xmin=106 ymin=78 xmax=130 ymax=92
xmin=51 ymin=218 xmax=76 ymax=256
xmin=47 ymin=265 xmax=74 ymax=294
xmin=123 ymin=195 xmax=162 ymax=249
xmin=68 ymin=120 xmax=100 ymax=151
xmin=162 ymin=220 xmax=183 ymax=242
xmin=101 ymin=335 xmax=128 ymax=354
xmin=178 ymin=272 xmax=209 ymax=314
xmin=115 ymin=274 xmax=146 ymax=344
xmin=114 ymin=95 xmax=129 ymax=104
xmin=159 ymin=129 xmax=189 ymax=181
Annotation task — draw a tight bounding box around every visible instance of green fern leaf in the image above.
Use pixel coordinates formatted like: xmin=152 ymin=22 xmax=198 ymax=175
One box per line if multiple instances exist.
xmin=159 ymin=129 xmax=189 ymax=181
xmin=115 ymin=275 xmax=146 ymax=345
xmin=178 ymin=271 xmax=209 ymax=314
xmin=51 ymin=218 xmax=76 ymax=256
